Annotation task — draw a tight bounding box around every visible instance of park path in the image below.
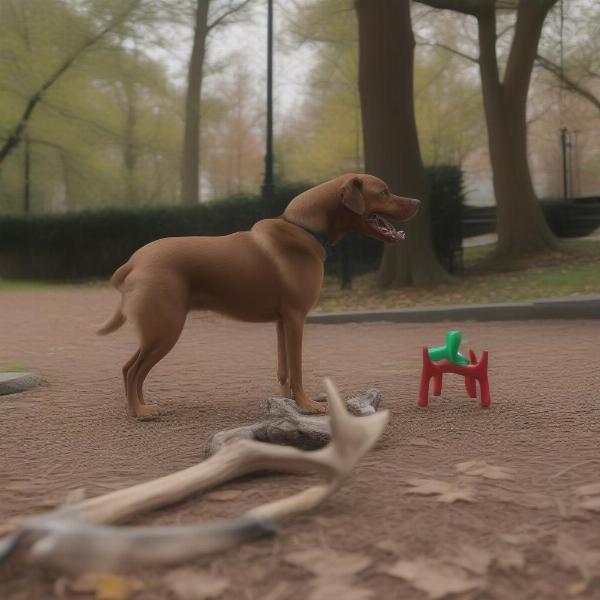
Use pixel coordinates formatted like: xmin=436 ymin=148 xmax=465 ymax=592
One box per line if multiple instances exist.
xmin=1 ymin=287 xmax=600 ymax=599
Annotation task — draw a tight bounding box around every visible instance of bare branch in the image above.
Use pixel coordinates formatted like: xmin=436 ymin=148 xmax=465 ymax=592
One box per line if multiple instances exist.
xmin=207 ymin=0 xmax=253 ymax=32
xmin=536 ymin=54 xmax=600 ymax=112
xmin=414 ymin=0 xmax=489 ymax=17
xmin=415 ymin=35 xmax=479 ymax=64
xmin=0 ymin=0 xmax=142 ymax=165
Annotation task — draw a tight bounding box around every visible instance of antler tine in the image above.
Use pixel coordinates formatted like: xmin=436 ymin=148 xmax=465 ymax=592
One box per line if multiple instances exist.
xmin=247 ymin=379 xmax=389 ymax=522
xmin=322 ymin=377 xmax=389 ymax=476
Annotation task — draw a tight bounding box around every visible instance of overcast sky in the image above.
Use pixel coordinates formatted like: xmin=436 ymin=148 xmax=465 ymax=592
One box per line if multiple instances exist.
xmin=148 ymin=0 xmax=319 ymax=127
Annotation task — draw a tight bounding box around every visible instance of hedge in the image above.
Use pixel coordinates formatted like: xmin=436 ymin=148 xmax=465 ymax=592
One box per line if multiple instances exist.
xmin=0 ymin=167 xmax=464 ymax=281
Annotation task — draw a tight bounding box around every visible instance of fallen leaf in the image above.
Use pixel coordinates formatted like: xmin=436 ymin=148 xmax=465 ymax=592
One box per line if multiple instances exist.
xmin=261 ymin=581 xmax=296 ymax=600
xmin=284 ymin=549 xmax=372 ymax=578
xmin=493 ymin=489 xmax=553 ymax=510
xmin=554 ymin=535 xmax=600 ymax=582
xmin=574 ymin=483 xmax=600 ymax=497
xmin=448 ymin=545 xmax=492 ymax=575
xmin=164 ymin=569 xmax=229 ymax=600
xmin=374 ymin=539 xmax=405 ymax=555
xmin=68 ymin=574 xmax=144 ymax=600
xmin=309 ymin=579 xmax=375 ymax=600
xmin=406 ymin=478 xmax=476 ymax=504
xmin=384 ymin=558 xmax=485 ymax=599
xmin=495 ymin=548 xmax=526 ymax=571
xmin=574 ymin=483 xmax=600 ymax=512
xmin=498 ymin=533 xmax=535 ymax=546
xmin=408 ymin=437 xmax=438 ymax=448
xmin=204 ymin=489 xmax=243 ymax=502
xmin=579 ymin=497 xmax=600 ymax=512
xmin=68 ymin=573 xmax=99 ymax=594
xmin=567 ymin=580 xmax=589 ymax=596
xmin=456 ymin=460 xmax=515 ymax=480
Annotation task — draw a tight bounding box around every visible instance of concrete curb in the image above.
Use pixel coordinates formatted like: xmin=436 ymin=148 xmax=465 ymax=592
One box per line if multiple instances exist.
xmin=307 ymin=295 xmax=600 ymax=325
xmin=0 ymin=372 xmax=43 ymax=396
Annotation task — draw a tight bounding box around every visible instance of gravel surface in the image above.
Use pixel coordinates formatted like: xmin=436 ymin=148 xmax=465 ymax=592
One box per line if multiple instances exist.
xmin=1 ymin=287 xmax=600 ymax=599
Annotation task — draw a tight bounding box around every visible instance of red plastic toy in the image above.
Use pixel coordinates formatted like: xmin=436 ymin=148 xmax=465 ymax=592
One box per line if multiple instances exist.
xmin=418 ymin=346 xmax=490 ymax=408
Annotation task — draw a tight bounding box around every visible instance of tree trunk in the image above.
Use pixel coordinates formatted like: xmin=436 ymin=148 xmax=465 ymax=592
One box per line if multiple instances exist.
xmin=477 ymin=1 xmax=558 ymax=257
xmin=123 ymin=81 xmax=138 ymax=206
xmin=181 ymin=0 xmax=210 ymax=205
xmin=356 ymin=0 xmax=451 ymax=287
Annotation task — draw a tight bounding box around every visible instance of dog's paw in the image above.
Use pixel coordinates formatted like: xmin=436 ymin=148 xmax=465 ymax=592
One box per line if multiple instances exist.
xmin=134 ymin=404 xmax=161 ymax=420
xmin=298 ymin=399 xmax=328 ymax=415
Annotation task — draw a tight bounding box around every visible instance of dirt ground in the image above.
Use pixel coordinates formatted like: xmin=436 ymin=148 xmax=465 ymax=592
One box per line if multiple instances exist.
xmin=1 ymin=287 xmax=600 ymax=599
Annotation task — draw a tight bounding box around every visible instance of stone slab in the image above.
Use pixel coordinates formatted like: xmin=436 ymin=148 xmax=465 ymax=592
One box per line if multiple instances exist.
xmin=0 ymin=372 xmax=42 ymax=396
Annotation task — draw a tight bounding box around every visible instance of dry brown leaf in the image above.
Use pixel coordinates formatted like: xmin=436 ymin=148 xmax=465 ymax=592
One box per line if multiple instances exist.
xmin=495 ymin=548 xmax=526 ymax=571
xmin=384 ymin=558 xmax=485 ymax=599
xmin=308 ymin=579 xmax=375 ymax=600
xmin=498 ymin=533 xmax=536 ymax=546
xmin=449 ymin=545 xmax=492 ymax=575
xmin=68 ymin=574 xmax=144 ymax=600
xmin=567 ymin=580 xmax=589 ymax=596
xmin=68 ymin=573 xmax=99 ymax=594
xmin=96 ymin=575 xmax=144 ymax=600
xmin=574 ymin=483 xmax=600 ymax=512
xmin=493 ymin=489 xmax=553 ymax=510
xmin=406 ymin=478 xmax=476 ymax=504
xmin=261 ymin=581 xmax=297 ymax=600
xmin=455 ymin=460 xmax=515 ymax=480
xmin=284 ymin=549 xmax=372 ymax=578
xmin=164 ymin=569 xmax=229 ymax=600
xmin=408 ymin=437 xmax=438 ymax=448
xmin=554 ymin=535 xmax=600 ymax=582
xmin=580 ymin=497 xmax=600 ymax=512
xmin=575 ymin=483 xmax=600 ymax=497
xmin=374 ymin=539 xmax=405 ymax=555
xmin=203 ymin=489 xmax=243 ymax=502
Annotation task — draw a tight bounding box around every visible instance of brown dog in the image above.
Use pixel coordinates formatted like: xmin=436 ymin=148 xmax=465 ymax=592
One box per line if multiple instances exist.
xmin=98 ymin=173 xmax=419 ymax=418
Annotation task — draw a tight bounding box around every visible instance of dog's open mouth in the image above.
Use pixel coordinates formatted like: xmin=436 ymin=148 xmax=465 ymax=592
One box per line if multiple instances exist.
xmin=366 ymin=213 xmax=406 ymax=242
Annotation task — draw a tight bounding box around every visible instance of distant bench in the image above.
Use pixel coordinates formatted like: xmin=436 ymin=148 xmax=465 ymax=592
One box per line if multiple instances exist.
xmin=462 ymin=197 xmax=600 ymax=239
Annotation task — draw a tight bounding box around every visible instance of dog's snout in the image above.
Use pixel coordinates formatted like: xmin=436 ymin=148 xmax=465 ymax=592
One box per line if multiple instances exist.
xmin=410 ymin=198 xmax=421 ymax=209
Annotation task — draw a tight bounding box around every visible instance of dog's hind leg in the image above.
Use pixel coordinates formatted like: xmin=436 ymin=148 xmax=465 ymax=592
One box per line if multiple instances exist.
xmin=123 ymin=280 xmax=188 ymax=418
xmin=125 ymin=324 xmax=184 ymax=419
xmin=122 ymin=349 xmax=140 ymax=393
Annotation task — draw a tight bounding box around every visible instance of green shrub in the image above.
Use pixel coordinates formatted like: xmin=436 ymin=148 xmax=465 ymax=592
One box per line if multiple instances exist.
xmin=0 ymin=170 xmax=464 ymax=281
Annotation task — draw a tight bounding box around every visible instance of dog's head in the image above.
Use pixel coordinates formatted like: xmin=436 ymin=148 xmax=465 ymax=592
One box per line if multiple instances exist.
xmin=336 ymin=174 xmax=420 ymax=242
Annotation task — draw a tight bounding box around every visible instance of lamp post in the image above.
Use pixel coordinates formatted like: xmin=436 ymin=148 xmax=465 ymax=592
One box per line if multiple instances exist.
xmin=261 ymin=0 xmax=275 ymax=201
xmin=560 ymin=127 xmax=569 ymax=201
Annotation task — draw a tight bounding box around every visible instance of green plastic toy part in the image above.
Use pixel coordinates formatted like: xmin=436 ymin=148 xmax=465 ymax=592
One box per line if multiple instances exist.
xmin=427 ymin=330 xmax=470 ymax=365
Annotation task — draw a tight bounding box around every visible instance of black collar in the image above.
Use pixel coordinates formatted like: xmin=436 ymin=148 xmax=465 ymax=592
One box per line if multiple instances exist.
xmin=282 ymin=218 xmax=336 ymax=260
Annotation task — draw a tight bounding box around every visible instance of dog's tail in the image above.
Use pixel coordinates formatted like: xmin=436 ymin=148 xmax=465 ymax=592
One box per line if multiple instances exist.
xmin=96 ymin=263 xmax=131 ymax=335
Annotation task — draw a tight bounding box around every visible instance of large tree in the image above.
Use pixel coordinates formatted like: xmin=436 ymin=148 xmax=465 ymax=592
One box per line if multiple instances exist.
xmin=0 ymin=0 xmax=182 ymax=213
xmin=416 ymin=0 xmax=560 ymax=258
xmin=356 ymin=0 xmax=451 ymax=287
xmin=0 ymin=0 xmax=142 ymax=166
xmin=180 ymin=0 xmax=252 ymax=205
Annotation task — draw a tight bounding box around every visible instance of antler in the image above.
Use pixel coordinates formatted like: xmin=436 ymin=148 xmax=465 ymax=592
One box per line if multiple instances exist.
xmin=0 ymin=379 xmax=388 ymax=574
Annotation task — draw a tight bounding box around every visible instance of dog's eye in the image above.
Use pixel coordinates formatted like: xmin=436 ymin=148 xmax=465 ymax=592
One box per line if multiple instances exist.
xmin=380 ymin=189 xmax=388 ymax=197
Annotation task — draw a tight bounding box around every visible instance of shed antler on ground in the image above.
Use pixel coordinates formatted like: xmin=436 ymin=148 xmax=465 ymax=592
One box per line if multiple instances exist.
xmin=0 ymin=379 xmax=388 ymax=574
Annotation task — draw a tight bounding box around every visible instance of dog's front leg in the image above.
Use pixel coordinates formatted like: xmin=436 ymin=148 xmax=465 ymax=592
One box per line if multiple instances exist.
xmin=283 ymin=312 xmax=327 ymax=414
xmin=276 ymin=319 xmax=291 ymax=398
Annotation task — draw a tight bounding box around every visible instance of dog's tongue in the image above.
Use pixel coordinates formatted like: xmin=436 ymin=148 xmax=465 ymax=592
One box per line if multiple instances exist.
xmin=367 ymin=214 xmax=406 ymax=242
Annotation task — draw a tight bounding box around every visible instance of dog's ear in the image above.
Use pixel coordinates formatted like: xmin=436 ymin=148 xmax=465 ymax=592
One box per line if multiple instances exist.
xmin=340 ymin=177 xmax=365 ymax=215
